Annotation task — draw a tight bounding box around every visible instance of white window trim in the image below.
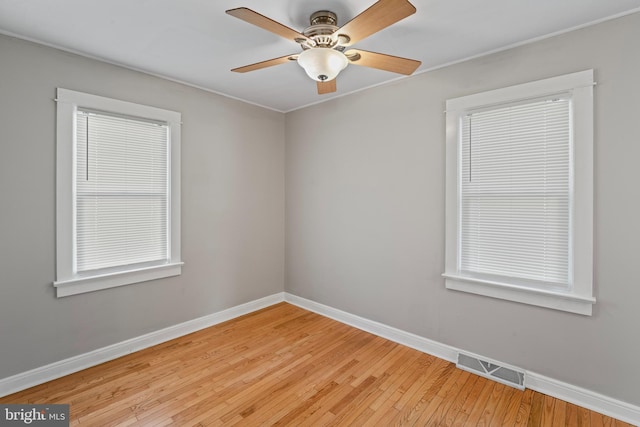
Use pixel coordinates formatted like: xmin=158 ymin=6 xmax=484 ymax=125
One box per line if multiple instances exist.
xmin=54 ymin=88 xmax=182 ymax=297
xmin=443 ymin=70 xmax=595 ymax=315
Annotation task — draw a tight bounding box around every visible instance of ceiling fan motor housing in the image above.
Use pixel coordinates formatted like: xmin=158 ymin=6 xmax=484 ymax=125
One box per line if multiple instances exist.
xmin=310 ymin=10 xmax=337 ymax=26
xmin=301 ymin=11 xmax=349 ymax=49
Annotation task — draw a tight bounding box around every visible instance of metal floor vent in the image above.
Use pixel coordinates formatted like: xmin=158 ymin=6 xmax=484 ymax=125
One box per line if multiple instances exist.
xmin=456 ymin=352 xmax=525 ymax=390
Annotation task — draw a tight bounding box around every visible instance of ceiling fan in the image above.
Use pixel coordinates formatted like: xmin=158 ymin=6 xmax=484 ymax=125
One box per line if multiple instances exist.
xmin=226 ymin=0 xmax=421 ymax=95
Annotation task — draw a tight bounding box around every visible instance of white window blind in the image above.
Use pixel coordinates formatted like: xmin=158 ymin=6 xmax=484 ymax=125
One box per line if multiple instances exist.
xmin=75 ymin=110 xmax=169 ymax=273
xmin=459 ymin=97 xmax=571 ymax=288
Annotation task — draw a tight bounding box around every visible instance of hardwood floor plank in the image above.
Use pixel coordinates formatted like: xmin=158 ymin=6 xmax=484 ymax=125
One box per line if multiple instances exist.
xmin=397 ymin=355 xmax=441 ymax=405
xmin=567 ymin=402 xmax=582 ymax=426
xmin=540 ymin=394 xmax=556 ymax=426
xmin=464 ymin=379 xmax=497 ymax=425
xmin=500 ymin=388 xmax=525 ymax=426
xmin=553 ymin=398 xmax=568 ymax=426
xmin=367 ymin=346 xmax=425 ymax=411
xmin=602 ymin=416 xmax=616 ymax=427
xmin=394 ymin=359 xmax=457 ymax=425
xmin=328 ymin=375 xmax=378 ymax=415
xmin=410 ymin=364 xmax=462 ymax=425
xmin=439 ymin=373 xmax=479 ymax=426
xmin=416 ymin=369 xmax=471 ymax=426
xmin=578 ymin=405 xmax=592 ymax=427
xmin=271 ymin=379 xmax=356 ymax=426
xmin=476 ymin=382 xmax=507 ymax=426
xmin=334 ymin=376 xmax=391 ymax=426
xmin=451 ymin=375 xmax=489 ymax=426
xmin=270 ymin=379 xmax=340 ymax=425
xmin=0 ymin=303 xmax=632 ymax=426
xmin=514 ymin=388 xmax=535 ymax=426
xmin=342 ymin=336 xmax=394 ymax=382
xmin=527 ymin=390 xmax=545 ymax=427
xmin=487 ymin=383 xmax=518 ymax=426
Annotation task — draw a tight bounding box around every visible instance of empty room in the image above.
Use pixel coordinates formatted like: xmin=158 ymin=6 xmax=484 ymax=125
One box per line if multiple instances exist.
xmin=1 ymin=0 xmax=639 ymax=425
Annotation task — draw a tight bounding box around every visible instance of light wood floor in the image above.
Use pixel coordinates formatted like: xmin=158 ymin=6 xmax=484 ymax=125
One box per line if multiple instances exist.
xmin=0 ymin=302 xmax=632 ymax=426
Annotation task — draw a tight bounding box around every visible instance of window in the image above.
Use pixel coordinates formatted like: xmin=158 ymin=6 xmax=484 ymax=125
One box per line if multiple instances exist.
xmin=55 ymin=89 xmax=182 ymax=297
xmin=443 ymin=70 xmax=594 ymax=315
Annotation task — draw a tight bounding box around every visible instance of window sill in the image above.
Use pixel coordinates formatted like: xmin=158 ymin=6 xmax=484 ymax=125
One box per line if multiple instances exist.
xmin=443 ymin=273 xmax=595 ymax=316
xmin=54 ymin=262 xmax=183 ymax=297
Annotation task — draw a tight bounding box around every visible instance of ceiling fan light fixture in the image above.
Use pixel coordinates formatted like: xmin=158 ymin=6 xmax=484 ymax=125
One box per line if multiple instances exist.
xmin=297 ymin=48 xmax=348 ymax=82
xmin=227 ymin=1 xmax=421 ymax=95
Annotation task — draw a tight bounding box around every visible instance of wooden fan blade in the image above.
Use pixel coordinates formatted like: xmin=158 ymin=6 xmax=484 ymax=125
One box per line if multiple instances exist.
xmin=336 ymin=0 xmax=416 ymax=46
xmin=226 ymin=8 xmax=310 ymax=44
xmin=345 ymin=49 xmax=421 ymax=75
xmin=231 ymin=54 xmax=298 ymax=73
xmin=317 ymin=79 xmax=337 ymax=95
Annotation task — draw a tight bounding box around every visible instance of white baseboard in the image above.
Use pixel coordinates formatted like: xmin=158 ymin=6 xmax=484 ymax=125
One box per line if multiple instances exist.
xmin=526 ymin=372 xmax=640 ymax=426
xmin=2 ymin=291 xmax=638 ymax=425
xmin=284 ymin=292 xmax=640 ymax=426
xmin=0 ymin=292 xmax=285 ymax=398
xmin=284 ymin=293 xmax=458 ymax=363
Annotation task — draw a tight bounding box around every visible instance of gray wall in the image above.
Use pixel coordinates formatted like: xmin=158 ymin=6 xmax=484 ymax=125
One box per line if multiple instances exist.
xmin=286 ymin=12 xmax=640 ymax=406
xmin=0 ymin=35 xmax=285 ymax=378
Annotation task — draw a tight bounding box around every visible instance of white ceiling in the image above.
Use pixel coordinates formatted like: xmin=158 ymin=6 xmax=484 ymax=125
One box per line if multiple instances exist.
xmin=1 ymin=0 xmax=639 ymax=112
